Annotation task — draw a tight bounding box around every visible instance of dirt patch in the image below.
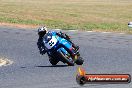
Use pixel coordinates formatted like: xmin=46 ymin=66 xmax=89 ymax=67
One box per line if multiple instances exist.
xmin=0 ymin=22 xmax=39 ymax=29
xmin=0 ymin=57 xmax=13 ymax=67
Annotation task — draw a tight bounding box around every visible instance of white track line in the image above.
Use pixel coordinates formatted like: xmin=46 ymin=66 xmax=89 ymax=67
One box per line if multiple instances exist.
xmin=86 ymin=31 xmax=94 ymax=32
xmin=54 ymin=29 xmax=62 ymax=30
xmin=53 ymin=29 xmax=127 ymax=35
xmin=101 ymin=32 xmax=112 ymax=33
xmin=0 ymin=59 xmax=7 ymax=67
xmin=0 ymin=59 xmax=13 ymax=67
xmin=119 ymin=33 xmax=125 ymax=34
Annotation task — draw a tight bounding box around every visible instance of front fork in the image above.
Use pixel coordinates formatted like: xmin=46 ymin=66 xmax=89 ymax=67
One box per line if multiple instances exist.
xmin=69 ymin=47 xmax=80 ymax=61
xmin=59 ymin=40 xmax=80 ymax=62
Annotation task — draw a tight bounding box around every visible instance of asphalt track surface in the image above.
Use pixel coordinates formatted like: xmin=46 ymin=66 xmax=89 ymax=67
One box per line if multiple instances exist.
xmin=0 ymin=26 xmax=132 ymax=88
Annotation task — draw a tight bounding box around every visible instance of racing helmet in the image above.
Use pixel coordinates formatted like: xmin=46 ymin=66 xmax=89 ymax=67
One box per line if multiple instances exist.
xmin=38 ymin=26 xmax=48 ymax=37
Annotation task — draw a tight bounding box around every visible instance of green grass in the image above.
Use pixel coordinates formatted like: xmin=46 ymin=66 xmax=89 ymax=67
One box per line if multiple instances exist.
xmin=0 ymin=0 xmax=132 ymax=33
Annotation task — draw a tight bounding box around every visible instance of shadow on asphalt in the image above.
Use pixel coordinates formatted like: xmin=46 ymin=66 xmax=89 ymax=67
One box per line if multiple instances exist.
xmin=35 ymin=64 xmax=69 ymax=68
xmin=20 ymin=65 xmax=69 ymax=69
xmin=72 ymin=84 xmax=111 ymax=88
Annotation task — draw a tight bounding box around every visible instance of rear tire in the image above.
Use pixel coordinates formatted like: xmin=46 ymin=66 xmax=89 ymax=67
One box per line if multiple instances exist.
xmin=58 ymin=52 xmax=74 ymax=66
xmin=75 ymin=57 xmax=84 ymax=65
xmin=49 ymin=56 xmax=59 ymax=65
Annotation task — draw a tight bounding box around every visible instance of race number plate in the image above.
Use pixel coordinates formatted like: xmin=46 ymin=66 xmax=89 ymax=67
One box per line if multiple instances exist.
xmin=45 ymin=36 xmax=57 ymax=49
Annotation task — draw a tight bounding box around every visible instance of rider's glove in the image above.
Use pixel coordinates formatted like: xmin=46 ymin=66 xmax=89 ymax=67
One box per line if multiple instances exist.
xmin=65 ymin=34 xmax=71 ymax=40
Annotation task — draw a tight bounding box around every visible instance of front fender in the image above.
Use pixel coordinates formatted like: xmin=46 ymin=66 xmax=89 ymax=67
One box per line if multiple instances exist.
xmin=57 ymin=48 xmax=74 ymax=66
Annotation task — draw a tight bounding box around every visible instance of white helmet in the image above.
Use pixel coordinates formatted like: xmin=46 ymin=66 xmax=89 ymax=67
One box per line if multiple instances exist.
xmin=38 ymin=26 xmax=48 ymax=36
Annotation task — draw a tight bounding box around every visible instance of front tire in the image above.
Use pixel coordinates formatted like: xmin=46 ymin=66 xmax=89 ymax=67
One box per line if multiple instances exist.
xmin=58 ymin=52 xmax=74 ymax=66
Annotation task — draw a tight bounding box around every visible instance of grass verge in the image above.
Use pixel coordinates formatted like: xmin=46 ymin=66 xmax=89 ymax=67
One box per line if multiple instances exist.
xmin=0 ymin=0 xmax=132 ymax=33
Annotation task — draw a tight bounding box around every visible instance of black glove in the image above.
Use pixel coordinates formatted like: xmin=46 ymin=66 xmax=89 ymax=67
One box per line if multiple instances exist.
xmin=65 ymin=34 xmax=71 ymax=40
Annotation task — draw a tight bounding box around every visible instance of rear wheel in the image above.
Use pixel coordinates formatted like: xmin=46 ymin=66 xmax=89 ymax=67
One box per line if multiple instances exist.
xmin=58 ymin=52 xmax=74 ymax=66
xmin=49 ymin=56 xmax=59 ymax=65
xmin=75 ymin=57 xmax=84 ymax=65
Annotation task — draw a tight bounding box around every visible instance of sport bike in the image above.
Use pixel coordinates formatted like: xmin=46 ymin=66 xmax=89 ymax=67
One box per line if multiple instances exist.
xmin=43 ymin=31 xmax=84 ymax=66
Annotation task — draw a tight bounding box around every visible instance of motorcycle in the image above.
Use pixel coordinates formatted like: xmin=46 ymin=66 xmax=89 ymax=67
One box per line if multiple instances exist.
xmin=43 ymin=31 xmax=84 ymax=66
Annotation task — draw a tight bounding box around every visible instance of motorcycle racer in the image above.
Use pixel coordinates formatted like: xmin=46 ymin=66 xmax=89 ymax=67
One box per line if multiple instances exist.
xmin=37 ymin=26 xmax=79 ymax=55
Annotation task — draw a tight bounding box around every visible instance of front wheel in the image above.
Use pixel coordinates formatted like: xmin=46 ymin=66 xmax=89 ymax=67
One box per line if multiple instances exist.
xmin=58 ymin=52 xmax=74 ymax=66
xmin=75 ymin=57 xmax=84 ymax=65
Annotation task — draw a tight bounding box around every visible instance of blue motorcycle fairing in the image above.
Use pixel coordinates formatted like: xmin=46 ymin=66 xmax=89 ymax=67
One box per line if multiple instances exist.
xmin=43 ymin=31 xmax=73 ymax=58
